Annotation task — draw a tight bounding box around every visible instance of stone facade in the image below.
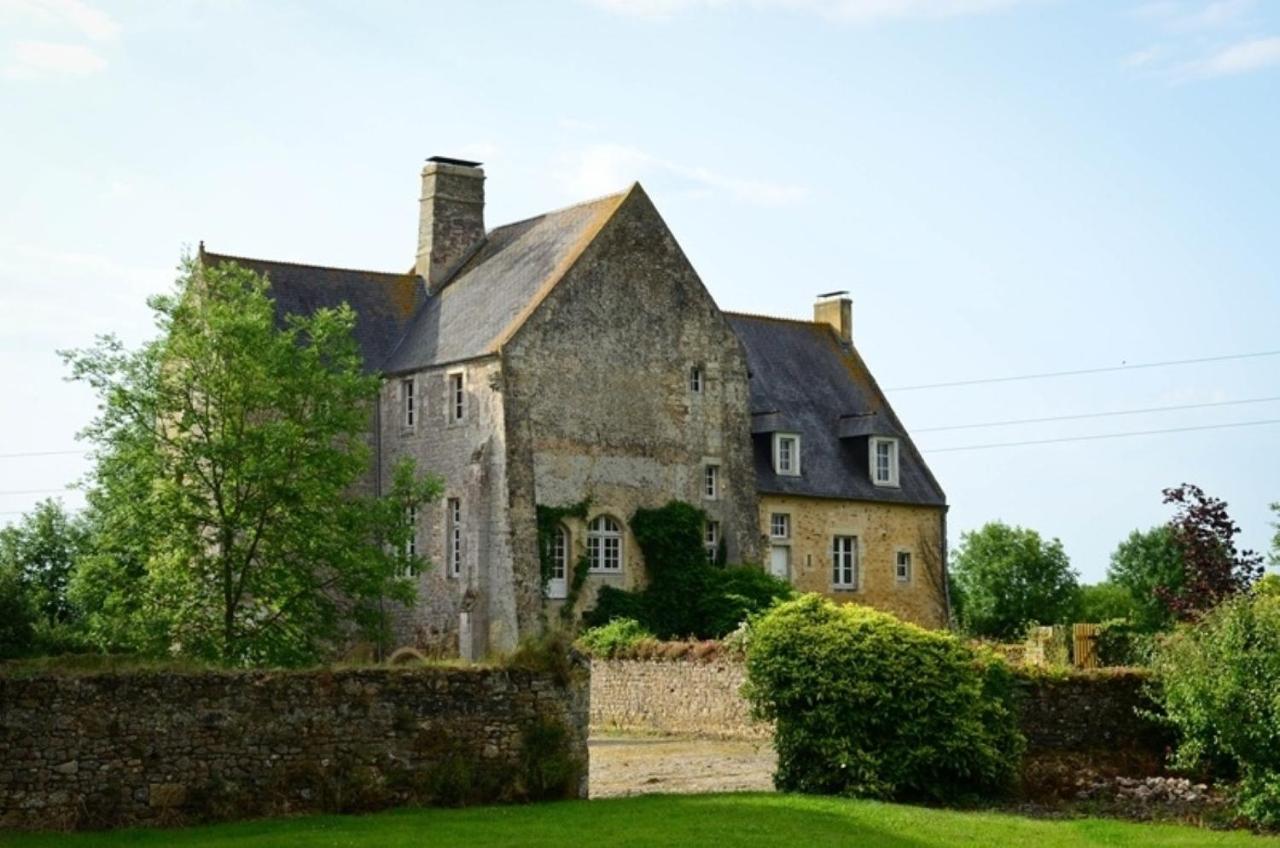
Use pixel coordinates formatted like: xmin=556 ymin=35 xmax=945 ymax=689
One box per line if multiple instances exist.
xmin=758 ymin=494 xmax=947 ymax=628
xmin=0 ymin=664 xmax=589 ymax=831
xmin=590 ymin=658 xmax=768 ymax=739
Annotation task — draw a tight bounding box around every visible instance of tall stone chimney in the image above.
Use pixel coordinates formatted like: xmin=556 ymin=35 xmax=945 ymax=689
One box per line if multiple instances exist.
xmin=814 ymin=291 xmax=853 ymax=344
xmin=416 ymin=156 xmax=486 ymax=293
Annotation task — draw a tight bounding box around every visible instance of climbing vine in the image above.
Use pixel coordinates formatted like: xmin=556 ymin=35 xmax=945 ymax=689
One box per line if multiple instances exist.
xmin=535 ymin=499 xmax=592 ymax=624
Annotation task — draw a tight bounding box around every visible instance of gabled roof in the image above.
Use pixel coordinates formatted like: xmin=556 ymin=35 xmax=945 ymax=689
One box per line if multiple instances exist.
xmin=727 ymin=313 xmax=946 ymax=507
xmin=382 ymin=189 xmax=628 ymax=373
xmin=199 ymin=251 xmax=424 ymax=374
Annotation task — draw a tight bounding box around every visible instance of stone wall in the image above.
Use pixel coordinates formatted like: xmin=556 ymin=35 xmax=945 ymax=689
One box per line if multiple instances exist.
xmin=590 ymin=658 xmax=770 ymax=739
xmin=0 ymin=664 xmax=588 ymax=831
xmin=590 ymin=659 xmax=1169 ymax=759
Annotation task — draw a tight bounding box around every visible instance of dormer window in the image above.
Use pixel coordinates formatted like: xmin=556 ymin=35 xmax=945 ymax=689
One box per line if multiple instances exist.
xmin=870 ymin=437 xmax=900 ymax=487
xmin=690 ymin=366 xmax=703 ymax=394
xmin=773 ymin=433 xmax=801 ymax=476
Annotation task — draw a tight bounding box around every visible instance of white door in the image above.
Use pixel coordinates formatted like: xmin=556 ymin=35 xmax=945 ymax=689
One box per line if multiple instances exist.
xmin=547 ymin=526 xmax=569 ymax=600
xmin=769 ymin=545 xmax=791 ymax=581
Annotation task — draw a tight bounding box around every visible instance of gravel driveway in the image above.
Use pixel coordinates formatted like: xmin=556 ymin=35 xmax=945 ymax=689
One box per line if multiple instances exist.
xmin=588 ymin=735 xmax=776 ymax=798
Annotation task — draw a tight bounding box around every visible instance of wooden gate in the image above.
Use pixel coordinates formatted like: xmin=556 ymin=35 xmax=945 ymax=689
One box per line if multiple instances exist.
xmin=1072 ymin=623 xmax=1100 ymax=669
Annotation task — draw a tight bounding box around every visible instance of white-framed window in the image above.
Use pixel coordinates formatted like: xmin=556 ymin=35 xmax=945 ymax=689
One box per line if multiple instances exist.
xmin=447 ymin=498 xmax=461 ymax=577
xmin=703 ymin=463 xmax=720 ymax=500
xmin=400 ymin=378 xmax=415 ymax=429
xmin=704 ymin=520 xmax=720 ymax=564
xmin=448 ymin=371 xmax=465 ymax=423
xmin=690 ymin=366 xmax=703 ymax=394
xmin=770 ymin=512 xmax=791 ymax=540
xmin=870 ymin=437 xmax=900 ymax=487
xmin=896 ymin=550 xmax=912 ymax=584
xmin=832 ymin=535 xmax=858 ymax=590
xmin=587 ymin=515 xmax=623 ymax=573
xmin=547 ymin=525 xmax=569 ymax=599
xmin=404 ymin=504 xmax=418 ymax=559
xmin=773 ymin=433 xmax=801 ymax=476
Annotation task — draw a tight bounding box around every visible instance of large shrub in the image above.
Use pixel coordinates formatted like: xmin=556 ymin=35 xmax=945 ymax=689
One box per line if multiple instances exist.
xmin=1151 ymin=591 xmax=1280 ymax=826
xmin=576 ymin=618 xmax=653 ymax=658
xmin=744 ymin=594 xmax=1023 ymax=802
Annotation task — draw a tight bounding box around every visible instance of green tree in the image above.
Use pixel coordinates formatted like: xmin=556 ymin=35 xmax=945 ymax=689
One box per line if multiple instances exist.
xmin=0 ymin=564 xmax=36 ymax=659
xmin=1107 ymin=526 xmax=1185 ymax=631
xmin=950 ymin=521 xmax=1078 ymax=640
xmin=0 ymin=499 xmax=88 ymax=630
xmin=1075 ymin=580 xmax=1138 ymax=623
xmin=63 ymin=256 xmax=440 ymax=666
xmin=1269 ymin=502 xmax=1279 ymax=567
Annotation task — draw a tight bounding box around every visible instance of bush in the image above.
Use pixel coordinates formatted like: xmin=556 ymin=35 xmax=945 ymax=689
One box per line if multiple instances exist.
xmin=743 ymin=594 xmax=1024 ymax=802
xmin=576 ymin=618 xmax=653 ymax=658
xmin=0 ymin=566 xmax=36 ymax=659
xmin=1093 ymin=618 xmax=1152 ymax=667
xmin=1151 ymin=591 xmax=1280 ymax=826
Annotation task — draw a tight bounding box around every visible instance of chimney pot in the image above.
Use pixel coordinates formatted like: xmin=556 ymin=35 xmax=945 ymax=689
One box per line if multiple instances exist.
xmin=416 ymin=157 xmax=486 ymax=294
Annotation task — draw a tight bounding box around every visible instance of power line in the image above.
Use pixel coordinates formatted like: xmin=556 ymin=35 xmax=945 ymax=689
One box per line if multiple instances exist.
xmin=0 ymin=449 xmax=86 ymax=460
xmin=923 ymin=418 xmax=1280 ymax=454
xmin=915 ymin=395 xmax=1280 ymax=433
xmin=887 ymin=349 xmax=1280 ymax=392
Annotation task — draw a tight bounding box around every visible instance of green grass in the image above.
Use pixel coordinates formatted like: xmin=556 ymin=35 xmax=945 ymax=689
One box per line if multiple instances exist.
xmin=2 ymin=794 xmax=1275 ymax=847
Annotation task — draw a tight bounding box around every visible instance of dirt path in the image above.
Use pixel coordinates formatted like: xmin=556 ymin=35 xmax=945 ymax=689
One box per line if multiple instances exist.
xmin=588 ymin=735 xmax=776 ymax=799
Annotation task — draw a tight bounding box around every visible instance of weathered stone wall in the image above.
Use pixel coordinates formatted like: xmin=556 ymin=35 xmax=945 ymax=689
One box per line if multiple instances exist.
xmin=590 ymin=660 xmax=1169 ymax=760
xmin=1017 ymin=668 xmax=1171 ymax=754
xmin=590 ymin=658 xmax=769 ymax=739
xmin=0 ymin=664 xmax=588 ymax=831
xmin=379 ymin=356 xmax=516 ymax=658
xmin=503 ymin=186 xmax=760 ymax=619
xmin=758 ymin=494 xmax=947 ymax=628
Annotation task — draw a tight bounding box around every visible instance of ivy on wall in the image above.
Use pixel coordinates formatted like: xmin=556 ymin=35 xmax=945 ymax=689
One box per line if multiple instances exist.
xmin=535 ymin=500 xmax=591 ymax=624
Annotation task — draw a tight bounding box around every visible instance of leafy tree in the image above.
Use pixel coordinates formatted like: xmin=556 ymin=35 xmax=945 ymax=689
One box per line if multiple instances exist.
xmin=1157 ymin=483 xmax=1262 ymax=621
xmin=1107 ymin=526 xmax=1185 ymax=632
xmin=63 ymin=256 xmax=440 ymax=666
xmin=950 ymin=521 xmax=1079 ymax=640
xmin=1270 ymin=501 xmax=1279 ymax=567
xmin=0 ymin=565 xmax=36 ymax=659
xmin=1075 ymin=580 xmax=1138 ymax=624
xmin=0 ymin=499 xmax=88 ymax=630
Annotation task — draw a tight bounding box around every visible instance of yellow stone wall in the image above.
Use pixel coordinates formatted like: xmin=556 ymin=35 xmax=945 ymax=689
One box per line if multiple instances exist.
xmin=758 ymin=494 xmax=948 ymax=628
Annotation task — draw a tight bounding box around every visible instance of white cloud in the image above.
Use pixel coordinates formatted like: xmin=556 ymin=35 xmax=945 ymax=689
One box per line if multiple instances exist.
xmin=0 ymin=0 xmax=119 ymax=41
xmin=1123 ymin=45 xmax=1166 ymax=67
xmin=557 ymin=143 xmax=808 ymax=206
xmin=1191 ymin=35 xmax=1280 ymax=76
xmin=587 ymin=0 xmax=1032 ymax=22
xmin=3 ymin=39 xmax=106 ymax=78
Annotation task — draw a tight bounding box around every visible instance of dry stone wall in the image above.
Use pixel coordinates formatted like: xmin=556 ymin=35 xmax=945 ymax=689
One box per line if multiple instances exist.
xmin=0 ymin=664 xmax=588 ymax=831
xmin=590 ymin=659 xmax=770 ymax=739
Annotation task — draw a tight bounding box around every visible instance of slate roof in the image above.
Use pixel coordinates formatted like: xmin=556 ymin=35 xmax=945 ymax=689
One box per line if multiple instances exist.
xmin=382 ymin=190 xmax=626 ymax=373
xmin=199 ymin=251 xmax=424 ymax=374
xmin=726 ymin=313 xmax=946 ymax=507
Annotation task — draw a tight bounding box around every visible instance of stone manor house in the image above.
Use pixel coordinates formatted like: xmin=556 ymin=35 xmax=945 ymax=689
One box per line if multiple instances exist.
xmin=201 ymin=157 xmax=948 ymax=658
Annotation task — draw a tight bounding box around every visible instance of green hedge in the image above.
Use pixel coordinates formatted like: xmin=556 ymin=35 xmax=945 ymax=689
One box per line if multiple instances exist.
xmin=743 ymin=594 xmax=1024 ymax=802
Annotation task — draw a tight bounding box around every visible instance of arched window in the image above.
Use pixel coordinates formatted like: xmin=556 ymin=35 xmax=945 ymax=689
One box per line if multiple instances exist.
xmin=587 ymin=515 xmax=623 ymax=573
xmin=546 ymin=525 xmax=569 ymax=599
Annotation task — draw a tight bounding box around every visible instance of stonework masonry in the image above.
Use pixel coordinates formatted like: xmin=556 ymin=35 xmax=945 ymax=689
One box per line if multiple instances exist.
xmin=0 ymin=665 xmax=588 ymax=831
xmin=758 ymin=494 xmax=947 ymax=628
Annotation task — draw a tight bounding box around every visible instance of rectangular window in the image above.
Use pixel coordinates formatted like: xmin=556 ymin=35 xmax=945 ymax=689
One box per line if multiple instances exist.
xmin=896 ymin=551 xmax=912 ymax=584
xmin=703 ymin=463 xmax=719 ymax=500
xmin=871 ymin=437 xmax=900 ymax=487
xmin=405 ymin=505 xmax=417 ymax=559
xmin=449 ymin=372 xmax=465 ymax=423
xmin=774 ymin=433 xmax=800 ymax=476
xmin=832 ymin=535 xmax=858 ymax=589
xmin=447 ymin=498 xmax=461 ymax=577
xmin=769 ymin=513 xmax=790 ymax=540
xmin=704 ymin=521 xmax=720 ymax=564
xmin=690 ymin=366 xmax=703 ymax=394
xmin=401 ymin=379 xmax=415 ymax=428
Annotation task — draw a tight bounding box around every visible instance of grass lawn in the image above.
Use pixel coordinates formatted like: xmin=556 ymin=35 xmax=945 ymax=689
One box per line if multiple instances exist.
xmin=3 ymin=794 xmax=1276 ymax=847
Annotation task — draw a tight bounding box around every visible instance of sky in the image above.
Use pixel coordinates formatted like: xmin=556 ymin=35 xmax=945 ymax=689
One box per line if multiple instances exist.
xmin=1 ymin=0 xmax=1277 ymax=582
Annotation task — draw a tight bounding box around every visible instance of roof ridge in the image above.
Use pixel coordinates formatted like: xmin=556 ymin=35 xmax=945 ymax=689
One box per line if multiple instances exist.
xmin=201 ymin=249 xmax=418 ymax=280
xmin=486 ymin=186 xmax=633 ymax=235
xmin=723 ymin=309 xmax=822 ymax=327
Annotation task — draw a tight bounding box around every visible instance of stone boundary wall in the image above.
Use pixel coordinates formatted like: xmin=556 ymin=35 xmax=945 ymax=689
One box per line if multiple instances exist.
xmin=590 ymin=658 xmax=770 ymax=739
xmin=590 ymin=660 xmax=1168 ymax=757
xmin=0 ymin=664 xmax=588 ymax=831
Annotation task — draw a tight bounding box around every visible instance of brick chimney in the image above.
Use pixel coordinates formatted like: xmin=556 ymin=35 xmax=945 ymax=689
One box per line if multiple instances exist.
xmin=814 ymin=291 xmax=853 ymax=344
xmin=416 ymin=156 xmax=486 ymax=294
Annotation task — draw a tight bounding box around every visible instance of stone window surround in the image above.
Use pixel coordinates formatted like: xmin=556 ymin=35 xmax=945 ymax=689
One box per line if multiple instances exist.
xmin=703 ymin=462 xmax=720 ymax=500
xmin=895 ymin=548 xmax=913 ymax=585
xmin=587 ymin=513 xmax=625 ymax=574
xmin=769 ymin=512 xmax=790 ymax=541
xmin=447 ymin=369 xmax=466 ymax=425
xmin=704 ymin=520 xmax=720 ymax=563
xmin=400 ymin=377 xmax=416 ymax=431
xmin=447 ymin=497 xmax=462 ymax=578
xmin=546 ymin=525 xmax=570 ymax=599
xmin=689 ymin=364 xmax=704 ymax=394
xmin=870 ymin=436 xmax=900 ymax=488
xmin=772 ymin=432 xmax=801 ymax=477
xmin=831 ymin=533 xmax=860 ymax=591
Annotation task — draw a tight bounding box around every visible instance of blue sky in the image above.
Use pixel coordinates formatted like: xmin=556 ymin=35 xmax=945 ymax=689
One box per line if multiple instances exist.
xmin=1 ymin=0 xmax=1277 ymax=581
